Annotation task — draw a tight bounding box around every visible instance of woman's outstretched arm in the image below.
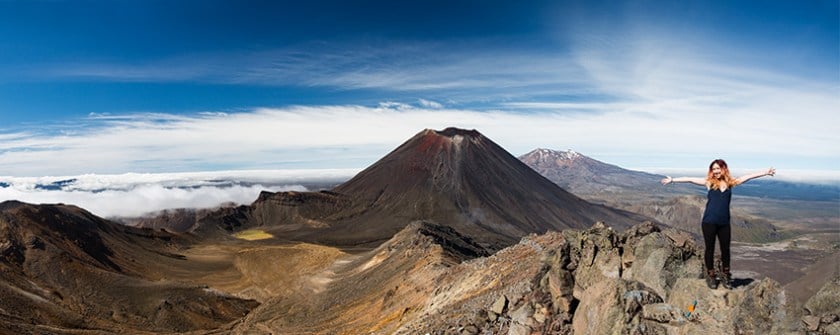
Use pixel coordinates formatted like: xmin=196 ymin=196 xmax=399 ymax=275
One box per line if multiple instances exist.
xmin=735 ymin=167 xmax=776 ymax=185
xmin=661 ymin=176 xmax=706 ymax=186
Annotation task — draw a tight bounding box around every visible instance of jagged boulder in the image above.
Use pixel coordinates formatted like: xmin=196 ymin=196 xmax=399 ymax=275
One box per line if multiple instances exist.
xmin=621 ymin=230 xmax=703 ymax=299
xmin=653 ymin=277 xmax=788 ymax=334
xmin=802 ymin=276 xmax=840 ymax=334
xmin=571 ymin=278 xmax=665 ymax=335
xmin=540 ymin=264 xmax=575 ymax=314
xmin=563 ymin=222 xmax=623 ymax=299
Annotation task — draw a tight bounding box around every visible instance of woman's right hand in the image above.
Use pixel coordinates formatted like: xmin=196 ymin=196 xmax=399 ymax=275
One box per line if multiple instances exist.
xmin=660 ymin=176 xmax=673 ymax=185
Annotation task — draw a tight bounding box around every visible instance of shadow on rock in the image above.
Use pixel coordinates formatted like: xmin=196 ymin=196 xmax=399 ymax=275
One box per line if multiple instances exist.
xmin=732 ymin=277 xmax=755 ymax=288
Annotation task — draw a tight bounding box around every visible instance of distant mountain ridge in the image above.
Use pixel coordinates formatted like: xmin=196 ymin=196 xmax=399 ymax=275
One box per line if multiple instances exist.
xmin=519 ymin=148 xmax=839 ymax=202
xmin=518 ymin=148 xmax=697 ymax=200
xmin=170 ymin=128 xmax=652 ymax=251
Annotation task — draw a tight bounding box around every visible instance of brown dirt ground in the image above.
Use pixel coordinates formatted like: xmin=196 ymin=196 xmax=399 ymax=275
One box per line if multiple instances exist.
xmin=160 ymin=239 xmax=349 ymax=303
xmin=727 ymin=230 xmax=839 ymax=321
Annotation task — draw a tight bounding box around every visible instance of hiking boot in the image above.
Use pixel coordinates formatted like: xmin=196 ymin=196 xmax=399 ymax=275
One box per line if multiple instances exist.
xmin=720 ymin=270 xmax=733 ymax=289
xmin=705 ymin=270 xmax=718 ymax=289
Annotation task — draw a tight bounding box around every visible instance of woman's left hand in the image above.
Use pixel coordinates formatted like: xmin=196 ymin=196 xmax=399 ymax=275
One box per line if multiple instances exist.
xmin=767 ymin=167 xmax=776 ymax=176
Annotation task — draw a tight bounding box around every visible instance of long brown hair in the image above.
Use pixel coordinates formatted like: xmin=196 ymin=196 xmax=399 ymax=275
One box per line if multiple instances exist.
xmin=706 ymin=159 xmax=738 ymax=190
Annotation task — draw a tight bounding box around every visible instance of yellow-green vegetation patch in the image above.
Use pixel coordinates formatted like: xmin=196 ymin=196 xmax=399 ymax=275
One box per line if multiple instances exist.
xmin=234 ymin=229 xmax=274 ymax=241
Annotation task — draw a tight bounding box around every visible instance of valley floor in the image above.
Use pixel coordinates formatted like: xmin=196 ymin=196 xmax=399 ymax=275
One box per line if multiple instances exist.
xmin=730 ymin=231 xmax=839 ymax=313
xmin=160 ymin=238 xmax=354 ymax=303
xmin=733 ymin=231 xmax=839 ymax=285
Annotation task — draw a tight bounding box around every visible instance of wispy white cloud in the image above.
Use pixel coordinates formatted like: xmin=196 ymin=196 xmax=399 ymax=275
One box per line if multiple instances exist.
xmin=5 ymin=18 xmax=837 ymax=180
xmin=27 ymin=42 xmax=595 ymax=103
xmin=487 ymin=21 xmax=840 ymax=171
xmin=0 ymin=101 xmax=836 ymax=180
xmin=418 ymin=98 xmax=443 ymax=109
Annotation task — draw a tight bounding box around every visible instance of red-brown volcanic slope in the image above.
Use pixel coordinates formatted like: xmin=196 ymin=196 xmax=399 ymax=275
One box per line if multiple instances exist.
xmin=172 ymin=128 xmax=650 ymax=251
xmin=220 ymin=128 xmax=650 ymax=250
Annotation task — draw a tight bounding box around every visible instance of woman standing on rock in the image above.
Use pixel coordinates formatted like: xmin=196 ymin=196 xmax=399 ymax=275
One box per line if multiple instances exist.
xmin=661 ymin=159 xmax=775 ymax=289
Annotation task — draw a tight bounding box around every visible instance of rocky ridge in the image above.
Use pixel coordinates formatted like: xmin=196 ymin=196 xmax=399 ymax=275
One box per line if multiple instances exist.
xmin=2 ymin=200 xmax=829 ymax=334
xmin=802 ymin=276 xmax=840 ymax=334
xmin=395 ymin=221 xmax=802 ymax=335
xmin=0 ymin=201 xmax=258 ymax=334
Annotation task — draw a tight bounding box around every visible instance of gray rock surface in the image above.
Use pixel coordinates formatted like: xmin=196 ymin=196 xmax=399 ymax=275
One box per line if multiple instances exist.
xmin=398 ymin=222 xmax=822 ymax=335
xmin=802 ymin=276 xmax=840 ymax=335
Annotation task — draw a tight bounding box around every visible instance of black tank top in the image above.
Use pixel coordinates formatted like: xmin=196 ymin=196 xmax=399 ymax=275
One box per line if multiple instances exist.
xmin=702 ymin=188 xmax=731 ymax=225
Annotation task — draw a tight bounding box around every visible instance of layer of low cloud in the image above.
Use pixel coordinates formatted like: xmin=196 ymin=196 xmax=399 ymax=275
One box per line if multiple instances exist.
xmin=0 ymin=184 xmax=300 ymax=218
xmin=0 ymin=169 xmax=357 ymax=217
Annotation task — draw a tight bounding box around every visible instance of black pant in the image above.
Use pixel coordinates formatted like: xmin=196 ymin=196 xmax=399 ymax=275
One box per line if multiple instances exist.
xmin=701 ymin=223 xmax=731 ymax=272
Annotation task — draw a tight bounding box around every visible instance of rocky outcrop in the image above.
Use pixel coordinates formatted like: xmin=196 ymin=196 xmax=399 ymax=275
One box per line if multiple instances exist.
xmin=802 ymin=276 xmax=840 ymax=334
xmin=250 ymin=190 xmax=350 ymax=229
xmin=397 ymin=221 xmax=800 ymax=335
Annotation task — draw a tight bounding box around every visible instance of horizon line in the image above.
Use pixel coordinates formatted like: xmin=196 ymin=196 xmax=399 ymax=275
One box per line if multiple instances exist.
xmin=2 ymin=167 xmax=838 ymax=185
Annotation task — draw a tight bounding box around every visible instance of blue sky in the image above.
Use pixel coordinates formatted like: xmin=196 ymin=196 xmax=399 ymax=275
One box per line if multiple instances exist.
xmin=0 ymin=0 xmax=837 ymax=179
